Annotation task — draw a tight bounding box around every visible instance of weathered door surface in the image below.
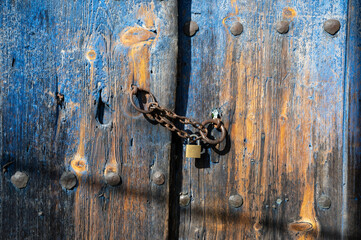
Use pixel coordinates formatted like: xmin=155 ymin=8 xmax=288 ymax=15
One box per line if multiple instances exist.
xmin=172 ymin=0 xmax=361 ymax=239
xmin=1 ymin=0 xmax=361 ymax=240
xmin=0 ymin=0 xmax=177 ymax=239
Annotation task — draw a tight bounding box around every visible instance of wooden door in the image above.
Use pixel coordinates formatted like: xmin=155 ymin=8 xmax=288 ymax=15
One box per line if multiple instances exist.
xmin=0 ymin=0 xmax=177 ymax=239
xmin=1 ymin=0 xmax=361 ymax=240
xmin=172 ymin=0 xmax=361 ymax=239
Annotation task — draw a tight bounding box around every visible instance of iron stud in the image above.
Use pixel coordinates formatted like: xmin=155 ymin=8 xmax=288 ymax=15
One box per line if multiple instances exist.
xmin=60 ymin=171 xmax=77 ymax=190
xmin=152 ymin=171 xmax=165 ymax=185
xmin=276 ymin=20 xmax=289 ymax=34
xmin=11 ymin=171 xmax=29 ymax=189
xmin=184 ymin=21 xmax=199 ymax=37
xmin=323 ymin=19 xmax=341 ymax=35
xmin=230 ymin=22 xmax=243 ymax=36
xmin=317 ymin=195 xmax=331 ymax=209
xmin=179 ymin=192 xmax=191 ymax=207
xmin=104 ymin=172 xmax=121 ymax=186
xmin=229 ymin=194 xmax=243 ymax=208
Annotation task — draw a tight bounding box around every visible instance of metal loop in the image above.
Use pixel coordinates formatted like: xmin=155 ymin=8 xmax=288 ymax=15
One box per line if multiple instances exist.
xmin=129 ymin=86 xmax=156 ymax=114
xmin=214 ymin=118 xmax=222 ymax=129
xmin=199 ymin=119 xmax=226 ymax=145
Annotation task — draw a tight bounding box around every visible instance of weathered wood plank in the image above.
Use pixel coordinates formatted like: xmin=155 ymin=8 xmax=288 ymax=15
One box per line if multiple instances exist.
xmin=344 ymin=0 xmax=361 ymax=238
xmin=173 ymin=0 xmax=350 ymax=239
xmin=0 ymin=0 xmax=177 ymax=239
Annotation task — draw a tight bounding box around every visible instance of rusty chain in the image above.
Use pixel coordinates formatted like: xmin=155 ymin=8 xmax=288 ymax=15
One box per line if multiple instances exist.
xmin=130 ymin=86 xmax=226 ymax=145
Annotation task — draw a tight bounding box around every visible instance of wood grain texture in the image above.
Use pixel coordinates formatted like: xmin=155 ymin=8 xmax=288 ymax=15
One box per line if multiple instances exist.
xmin=345 ymin=0 xmax=361 ymax=238
xmin=0 ymin=0 xmax=177 ymax=239
xmin=1 ymin=0 xmax=360 ymax=239
xmin=173 ymin=0 xmax=355 ymax=239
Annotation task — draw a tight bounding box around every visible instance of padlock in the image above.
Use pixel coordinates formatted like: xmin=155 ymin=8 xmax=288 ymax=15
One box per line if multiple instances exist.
xmin=185 ymin=137 xmax=202 ymax=158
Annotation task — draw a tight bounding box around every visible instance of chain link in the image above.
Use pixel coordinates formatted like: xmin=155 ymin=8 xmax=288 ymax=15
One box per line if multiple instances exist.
xmin=130 ymin=86 xmax=226 ymax=144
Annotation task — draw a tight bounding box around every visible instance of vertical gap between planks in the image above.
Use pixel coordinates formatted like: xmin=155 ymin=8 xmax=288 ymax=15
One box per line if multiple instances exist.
xmin=168 ymin=0 xmax=185 ymax=239
xmin=341 ymin=0 xmax=351 ymax=238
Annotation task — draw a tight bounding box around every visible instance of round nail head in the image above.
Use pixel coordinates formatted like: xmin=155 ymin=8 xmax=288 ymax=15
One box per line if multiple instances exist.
xmin=183 ymin=21 xmax=199 ymax=37
xmin=11 ymin=171 xmax=29 ymax=189
xmin=105 ymin=172 xmax=121 ymax=186
xmin=179 ymin=193 xmax=191 ymax=207
xmin=152 ymin=171 xmax=165 ymax=185
xmin=230 ymin=22 xmax=243 ymax=36
xmin=60 ymin=171 xmax=77 ymax=190
xmin=276 ymin=20 xmax=289 ymax=34
xmin=323 ymin=19 xmax=341 ymax=35
xmin=229 ymin=194 xmax=243 ymax=208
xmin=318 ymin=195 xmax=331 ymax=209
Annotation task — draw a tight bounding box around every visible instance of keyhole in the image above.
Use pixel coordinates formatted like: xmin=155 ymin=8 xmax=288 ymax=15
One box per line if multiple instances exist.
xmin=96 ymin=90 xmax=112 ymax=125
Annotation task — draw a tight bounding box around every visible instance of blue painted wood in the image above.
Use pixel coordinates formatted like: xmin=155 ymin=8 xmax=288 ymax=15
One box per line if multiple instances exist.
xmin=172 ymin=0 xmax=357 ymax=239
xmin=0 ymin=0 xmax=177 ymax=239
xmin=344 ymin=0 xmax=361 ymax=238
xmin=0 ymin=0 xmax=360 ymax=239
